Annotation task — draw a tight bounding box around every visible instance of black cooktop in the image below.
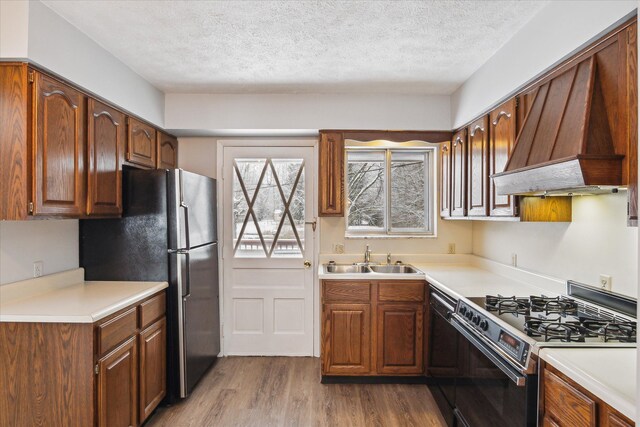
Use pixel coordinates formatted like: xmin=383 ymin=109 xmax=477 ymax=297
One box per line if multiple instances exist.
xmin=467 ymin=295 xmax=637 ymax=344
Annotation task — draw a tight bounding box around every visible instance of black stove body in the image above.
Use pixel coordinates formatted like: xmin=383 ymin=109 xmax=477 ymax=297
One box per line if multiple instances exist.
xmin=427 ymin=281 xmax=637 ymax=427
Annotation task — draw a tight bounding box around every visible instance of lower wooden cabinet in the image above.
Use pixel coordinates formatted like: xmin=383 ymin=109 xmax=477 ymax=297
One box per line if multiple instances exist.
xmin=540 ymin=362 xmax=635 ymax=427
xmin=139 ymin=317 xmax=167 ymax=422
xmin=98 ymin=337 xmax=138 ymax=427
xmin=0 ymin=290 xmax=166 ymax=427
xmin=377 ymin=303 xmax=423 ymax=374
xmin=322 ymin=303 xmax=371 ymax=375
xmin=321 ymin=280 xmax=425 ymax=376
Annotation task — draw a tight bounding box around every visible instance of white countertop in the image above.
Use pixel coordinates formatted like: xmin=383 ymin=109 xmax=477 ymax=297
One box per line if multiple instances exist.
xmin=539 ymin=348 xmax=636 ymax=421
xmin=0 ymin=268 xmax=168 ymax=323
xmin=414 ymin=262 xmax=560 ymax=299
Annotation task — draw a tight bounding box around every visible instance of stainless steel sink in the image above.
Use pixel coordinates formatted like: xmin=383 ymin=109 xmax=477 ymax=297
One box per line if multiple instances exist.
xmin=324 ymin=264 xmax=370 ymax=274
xmin=369 ymin=265 xmax=420 ymax=274
xmin=323 ymin=263 xmax=422 ymax=275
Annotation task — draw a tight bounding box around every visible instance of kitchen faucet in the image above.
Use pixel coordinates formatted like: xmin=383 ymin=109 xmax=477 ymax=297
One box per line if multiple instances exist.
xmin=364 ymin=245 xmax=371 ymax=264
xmin=387 ymin=253 xmax=392 ymax=265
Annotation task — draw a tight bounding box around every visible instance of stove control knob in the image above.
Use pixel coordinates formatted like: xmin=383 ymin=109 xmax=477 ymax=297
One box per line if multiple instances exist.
xmin=472 ymin=315 xmax=481 ymax=325
xmin=465 ymin=311 xmax=473 ymax=320
xmin=479 ymin=320 xmax=489 ymax=331
xmin=459 ymin=306 xmax=467 ymax=316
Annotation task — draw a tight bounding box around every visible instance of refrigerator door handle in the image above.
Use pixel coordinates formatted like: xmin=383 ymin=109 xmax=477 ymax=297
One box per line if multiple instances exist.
xmin=180 ymin=252 xmax=191 ymax=298
xmin=180 ymin=202 xmax=191 ymax=250
xmin=179 ymin=169 xmax=191 ymax=250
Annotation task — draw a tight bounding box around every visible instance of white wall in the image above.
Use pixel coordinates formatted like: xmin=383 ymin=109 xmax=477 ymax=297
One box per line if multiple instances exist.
xmin=0 ymin=1 xmax=166 ymax=286
xmin=320 ymin=217 xmax=472 ymax=258
xmin=473 ymin=193 xmax=638 ymax=297
xmin=178 ymin=138 xmax=218 ymax=179
xmin=0 ymin=220 xmax=79 ymax=285
xmin=165 ymin=93 xmax=451 ymax=133
xmin=0 ymin=1 xmax=28 ymax=57
xmin=26 ymin=1 xmax=165 ymax=126
xmin=451 ymin=1 xmax=637 ymax=128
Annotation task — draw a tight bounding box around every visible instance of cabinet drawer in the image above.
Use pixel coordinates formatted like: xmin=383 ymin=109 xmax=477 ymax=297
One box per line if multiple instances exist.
xmin=139 ymin=292 xmax=166 ymax=329
xmin=98 ymin=307 xmax=138 ymax=356
xmin=323 ymin=281 xmax=371 ymax=302
xmin=378 ymin=281 xmax=424 ymax=302
xmin=544 ymin=369 xmax=596 ymax=427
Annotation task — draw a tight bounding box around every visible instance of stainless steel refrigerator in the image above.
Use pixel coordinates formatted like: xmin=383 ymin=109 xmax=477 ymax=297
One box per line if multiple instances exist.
xmin=80 ymin=168 xmax=220 ymax=402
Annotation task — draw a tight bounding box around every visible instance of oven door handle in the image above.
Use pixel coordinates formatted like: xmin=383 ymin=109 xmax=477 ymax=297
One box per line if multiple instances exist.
xmin=451 ymin=317 xmax=527 ymax=387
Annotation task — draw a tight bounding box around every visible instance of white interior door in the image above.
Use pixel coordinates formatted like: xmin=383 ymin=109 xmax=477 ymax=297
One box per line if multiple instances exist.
xmin=222 ymin=145 xmax=316 ymax=355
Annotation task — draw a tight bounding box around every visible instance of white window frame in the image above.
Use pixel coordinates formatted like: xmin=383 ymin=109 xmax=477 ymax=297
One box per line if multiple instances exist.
xmin=344 ymin=140 xmax=436 ymax=238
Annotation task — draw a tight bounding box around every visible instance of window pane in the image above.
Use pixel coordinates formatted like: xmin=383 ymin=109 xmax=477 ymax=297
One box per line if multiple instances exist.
xmin=391 ymin=151 xmax=427 ymax=230
xmin=347 ymin=151 xmax=385 ymax=229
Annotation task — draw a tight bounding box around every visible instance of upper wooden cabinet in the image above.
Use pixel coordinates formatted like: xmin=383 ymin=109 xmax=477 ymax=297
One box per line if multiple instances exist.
xmin=451 ymin=129 xmax=467 ymax=217
xmin=87 ymin=99 xmax=125 ymax=216
xmin=32 ymin=71 xmax=87 ymax=216
xmin=127 ymin=117 xmax=157 ymax=169
xmin=0 ymin=63 xmax=178 ymax=220
xmin=157 ymin=132 xmax=179 ymax=169
xmin=318 ymin=131 xmax=344 ymax=216
xmin=440 ymin=141 xmax=452 ymax=217
xmin=489 ymin=98 xmax=518 ymax=217
xmin=466 ymin=116 xmax=489 ymax=217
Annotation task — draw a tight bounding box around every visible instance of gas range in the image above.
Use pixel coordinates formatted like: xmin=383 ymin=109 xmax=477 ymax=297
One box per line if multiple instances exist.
xmin=451 ymin=280 xmax=637 ymax=375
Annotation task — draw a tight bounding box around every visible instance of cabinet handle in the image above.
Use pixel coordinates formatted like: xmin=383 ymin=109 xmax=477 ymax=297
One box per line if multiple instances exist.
xmin=492 ymin=111 xmax=512 ymax=126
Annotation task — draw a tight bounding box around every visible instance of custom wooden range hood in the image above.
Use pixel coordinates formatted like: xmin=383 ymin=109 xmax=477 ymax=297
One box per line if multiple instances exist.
xmin=492 ymin=29 xmax=635 ymax=196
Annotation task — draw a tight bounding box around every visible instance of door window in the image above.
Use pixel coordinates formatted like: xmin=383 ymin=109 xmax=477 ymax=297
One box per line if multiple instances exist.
xmin=232 ymin=158 xmax=305 ymax=258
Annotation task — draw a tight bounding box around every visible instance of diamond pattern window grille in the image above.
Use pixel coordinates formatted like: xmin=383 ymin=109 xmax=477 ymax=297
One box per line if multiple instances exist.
xmin=233 ymin=158 xmax=305 ymax=258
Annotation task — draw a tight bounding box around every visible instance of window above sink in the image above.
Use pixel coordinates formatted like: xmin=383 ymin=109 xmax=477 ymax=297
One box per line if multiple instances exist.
xmin=345 ymin=139 xmax=436 ymax=238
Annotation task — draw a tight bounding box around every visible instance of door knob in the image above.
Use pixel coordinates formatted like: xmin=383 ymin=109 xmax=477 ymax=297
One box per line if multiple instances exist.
xmin=304 ymin=260 xmax=312 ymax=269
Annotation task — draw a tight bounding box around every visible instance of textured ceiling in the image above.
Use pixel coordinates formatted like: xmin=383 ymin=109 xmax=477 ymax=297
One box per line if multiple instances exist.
xmin=42 ymin=0 xmax=548 ymax=94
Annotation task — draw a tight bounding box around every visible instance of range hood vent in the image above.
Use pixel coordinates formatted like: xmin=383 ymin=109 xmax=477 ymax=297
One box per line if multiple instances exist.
xmin=492 ymin=54 xmax=625 ymax=196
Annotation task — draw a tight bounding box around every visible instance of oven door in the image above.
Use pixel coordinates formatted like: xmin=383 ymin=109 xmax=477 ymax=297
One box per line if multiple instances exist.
xmin=450 ymin=316 xmax=537 ymax=427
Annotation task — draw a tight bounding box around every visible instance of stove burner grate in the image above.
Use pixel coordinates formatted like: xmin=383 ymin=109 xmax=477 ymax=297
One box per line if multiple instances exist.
xmin=530 ymin=296 xmax=578 ymax=316
xmin=485 ymin=295 xmax=530 ymax=315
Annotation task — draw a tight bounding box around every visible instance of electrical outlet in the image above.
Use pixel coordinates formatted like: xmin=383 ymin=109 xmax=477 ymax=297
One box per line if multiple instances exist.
xmin=333 ymin=243 xmax=344 ymax=254
xmin=448 ymin=243 xmax=456 ymax=254
xmin=33 ymin=261 xmax=43 ymax=278
xmin=511 ymin=253 xmax=518 ymax=267
xmin=599 ymin=274 xmax=612 ymax=291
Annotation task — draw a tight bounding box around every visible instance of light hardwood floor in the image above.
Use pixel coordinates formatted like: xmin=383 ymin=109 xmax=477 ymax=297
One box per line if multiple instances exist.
xmin=146 ymin=357 xmax=446 ymax=427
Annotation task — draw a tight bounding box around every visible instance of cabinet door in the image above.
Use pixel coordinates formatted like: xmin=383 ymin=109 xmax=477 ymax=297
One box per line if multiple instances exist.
xmin=451 ymin=129 xmax=467 ymax=217
xmin=157 ymin=132 xmax=178 ymax=169
xmin=440 ymin=141 xmax=452 ymax=217
xmin=87 ymin=99 xmax=124 ymax=216
xmin=32 ymin=71 xmax=86 ymax=216
xmin=318 ymin=131 xmax=344 ymax=216
xmin=321 ymin=303 xmax=371 ymax=375
xmin=604 ymin=409 xmax=634 ymax=427
xmin=489 ymin=99 xmax=517 ymax=217
xmin=97 ymin=336 xmax=138 ymax=427
xmin=543 ymin=368 xmax=596 ymax=427
xmin=377 ymin=303 xmax=423 ymax=374
xmin=139 ymin=317 xmax=166 ymax=423
xmin=467 ymin=116 xmax=489 ymax=216
xmin=126 ymin=117 xmax=156 ymax=168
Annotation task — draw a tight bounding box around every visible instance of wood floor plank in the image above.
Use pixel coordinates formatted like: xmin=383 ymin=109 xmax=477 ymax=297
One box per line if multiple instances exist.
xmin=147 ymin=357 xmax=446 ymax=427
